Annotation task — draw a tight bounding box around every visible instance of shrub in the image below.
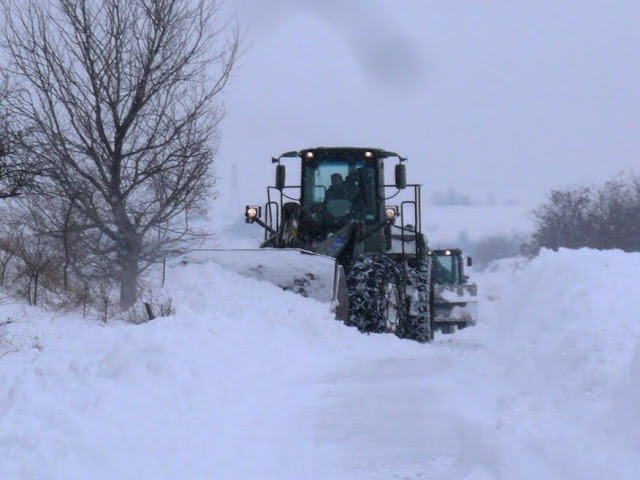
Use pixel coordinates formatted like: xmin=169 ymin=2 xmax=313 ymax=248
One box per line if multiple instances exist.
xmin=523 ymin=174 xmax=640 ymax=255
xmin=123 ymin=292 xmax=175 ymax=325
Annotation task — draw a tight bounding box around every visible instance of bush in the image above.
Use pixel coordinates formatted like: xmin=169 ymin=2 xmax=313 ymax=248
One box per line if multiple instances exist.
xmin=0 ymin=318 xmax=17 ymax=358
xmin=523 ymin=174 xmax=640 ymax=255
xmin=123 ymin=292 xmax=175 ymax=325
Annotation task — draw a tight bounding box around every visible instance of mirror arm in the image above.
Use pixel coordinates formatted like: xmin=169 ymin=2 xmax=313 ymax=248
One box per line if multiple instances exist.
xmin=252 ymin=216 xmax=277 ymax=235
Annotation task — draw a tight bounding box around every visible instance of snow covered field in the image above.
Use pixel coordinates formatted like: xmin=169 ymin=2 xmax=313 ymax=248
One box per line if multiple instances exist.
xmin=2 ymin=241 xmax=640 ymax=478
xmin=422 ymin=204 xmax=532 ymax=246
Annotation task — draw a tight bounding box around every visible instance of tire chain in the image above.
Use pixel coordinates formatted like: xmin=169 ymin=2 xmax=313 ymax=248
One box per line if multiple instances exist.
xmin=346 ymin=253 xmax=405 ymax=334
xmin=399 ymin=258 xmax=433 ymax=342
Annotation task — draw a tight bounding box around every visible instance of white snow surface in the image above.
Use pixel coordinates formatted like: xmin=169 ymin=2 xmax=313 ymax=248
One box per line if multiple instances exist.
xmin=2 ymin=244 xmax=640 ymax=478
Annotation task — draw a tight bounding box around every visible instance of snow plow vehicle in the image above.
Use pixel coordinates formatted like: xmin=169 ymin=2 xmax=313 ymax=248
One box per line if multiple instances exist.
xmin=430 ymin=248 xmax=478 ymax=334
xmin=187 ymin=147 xmax=477 ymax=342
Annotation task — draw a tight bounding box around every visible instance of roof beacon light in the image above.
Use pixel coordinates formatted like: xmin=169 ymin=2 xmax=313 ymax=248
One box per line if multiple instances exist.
xmin=305 ymin=151 xmax=314 ymax=159
xmin=364 ymin=151 xmax=374 ymax=158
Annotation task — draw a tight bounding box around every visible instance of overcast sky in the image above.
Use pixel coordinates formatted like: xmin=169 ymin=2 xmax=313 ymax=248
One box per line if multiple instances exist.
xmin=216 ymin=1 xmax=640 ymax=207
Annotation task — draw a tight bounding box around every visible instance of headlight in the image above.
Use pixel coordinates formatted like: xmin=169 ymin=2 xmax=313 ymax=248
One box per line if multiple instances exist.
xmin=385 ymin=206 xmax=399 ymax=222
xmin=245 ymin=205 xmax=261 ymax=223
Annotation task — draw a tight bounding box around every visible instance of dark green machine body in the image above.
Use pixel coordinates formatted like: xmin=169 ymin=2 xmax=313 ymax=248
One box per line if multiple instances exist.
xmin=244 ymin=147 xmax=476 ymax=342
xmin=257 ymin=147 xmax=427 ymax=267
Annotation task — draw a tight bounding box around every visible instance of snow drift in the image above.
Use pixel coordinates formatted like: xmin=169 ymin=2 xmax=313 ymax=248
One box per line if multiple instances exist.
xmin=1 ymin=247 xmax=640 ymax=479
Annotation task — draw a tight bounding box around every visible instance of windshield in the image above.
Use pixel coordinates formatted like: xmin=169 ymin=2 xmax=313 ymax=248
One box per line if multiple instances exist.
xmin=304 ymin=161 xmax=356 ymax=203
xmin=432 ymin=253 xmax=461 ymax=284
xmin=302 ymin=155 xmax=378 ymax=227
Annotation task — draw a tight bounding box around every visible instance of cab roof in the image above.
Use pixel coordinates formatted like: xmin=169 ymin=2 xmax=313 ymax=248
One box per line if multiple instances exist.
xmin=277 ymin=147 xmax=405 ymax=160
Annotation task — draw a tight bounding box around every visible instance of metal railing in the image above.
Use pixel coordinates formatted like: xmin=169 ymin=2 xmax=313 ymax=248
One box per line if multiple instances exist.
xmin=264 ymin=185 xmax=301 ymax=242
xmin=384 ymin=183 xmax=423 ymax=257
xmin=263 ymin=182 xmax=424 ymax=257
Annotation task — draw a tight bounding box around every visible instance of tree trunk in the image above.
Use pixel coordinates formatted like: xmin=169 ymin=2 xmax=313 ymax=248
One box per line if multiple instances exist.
xmin=0 ymin=253 xmax=13 ymax=286
xmin=33 ymin=272 xmax=39 ymax=306
xmin=119 ymin=237 xmax=141 ymax=311
xmin=62 ymin=198 xmax=75 ymax=291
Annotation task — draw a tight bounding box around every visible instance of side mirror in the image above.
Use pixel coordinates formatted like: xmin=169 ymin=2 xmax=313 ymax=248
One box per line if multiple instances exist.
xmin=395 ymin=164 xmax=406 ymax=190
xmin=275 ymin=164 xmax=286 ymax=191
xmin=466 ymin=257 xmax=473 ymax=267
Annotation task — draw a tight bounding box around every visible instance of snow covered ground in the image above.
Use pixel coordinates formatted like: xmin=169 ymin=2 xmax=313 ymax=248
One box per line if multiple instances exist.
xmin=2 ymin=234 xmax=640 ymax=478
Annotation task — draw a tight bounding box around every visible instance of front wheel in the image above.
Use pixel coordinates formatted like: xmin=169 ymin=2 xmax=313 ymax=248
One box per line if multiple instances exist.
xmin=346 ymin=253 xmax=407 ymax=334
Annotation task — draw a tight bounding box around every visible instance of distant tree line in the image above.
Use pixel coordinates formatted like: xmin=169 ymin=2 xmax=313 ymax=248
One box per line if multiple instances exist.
xmin=523 ymin=174 xmax=640 ymax=256
xmin=0 ymin=0 xmax=238 ymax=318
xmin=430 ymin=188 xmax=474 ymax=206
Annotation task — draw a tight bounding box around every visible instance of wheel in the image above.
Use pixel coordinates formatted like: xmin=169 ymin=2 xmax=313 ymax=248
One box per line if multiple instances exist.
xmin=346 ymin=253 xmax=406 ymax=334
xmin=400 ymin=257 xmax=434 ymax=342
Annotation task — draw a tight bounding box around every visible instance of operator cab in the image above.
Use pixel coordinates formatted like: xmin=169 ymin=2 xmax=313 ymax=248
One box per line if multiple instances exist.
xmin=300 ymin=148 xmax=380 ymax=231
xmin=430 ymin=248 xmax=473 ymax=284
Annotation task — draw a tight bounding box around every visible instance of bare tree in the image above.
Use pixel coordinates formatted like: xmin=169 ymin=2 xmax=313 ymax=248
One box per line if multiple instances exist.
xmin=523 ymin=175 xmax=640 ymax=256
xmin=0 ymin=212 xmax=62 ymax=306
xmin=590 ymin=176 xmax=640 ymax=252
xmin=1 ymin=0 xmax=238 ymax=309
xmin=13 ymin=228 xmax=61 ymax=306
xmin=0 ymin=75 xmax=35 ymax=198
xmin=522 ymin=187 xmax=594 ymax=256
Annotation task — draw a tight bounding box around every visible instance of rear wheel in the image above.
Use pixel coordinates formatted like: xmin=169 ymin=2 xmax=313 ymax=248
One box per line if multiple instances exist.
xmin=400 ymin=257 xmax=434 ymax=342
xmin=346 ymin=253 xmax=406 ymax=334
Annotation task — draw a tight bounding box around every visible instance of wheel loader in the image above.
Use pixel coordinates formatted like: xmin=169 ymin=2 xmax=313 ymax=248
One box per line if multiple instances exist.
xmin=178 ymin=147 xmax=477 ymax=342
xmin=430 ymin=248 xmax=478 ymax=334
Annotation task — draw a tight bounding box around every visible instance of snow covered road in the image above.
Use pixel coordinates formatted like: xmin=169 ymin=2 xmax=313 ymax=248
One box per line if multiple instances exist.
xmin=1 ymin=248 xmax=640 ymax=479
xmin=312 ymin=332 xmax=498 ymax=479
xmin=312 ymin=250 xmax=640 ymax=479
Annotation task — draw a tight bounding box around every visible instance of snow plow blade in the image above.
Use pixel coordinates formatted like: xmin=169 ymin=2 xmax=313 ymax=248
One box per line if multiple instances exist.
xmin=166 ymin=249 xmax=348 ymax=319
xmin=433 ymin=284 xmax=478 ymax=331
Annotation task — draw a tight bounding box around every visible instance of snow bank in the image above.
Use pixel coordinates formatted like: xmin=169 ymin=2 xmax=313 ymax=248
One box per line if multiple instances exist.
xmin=496 ymin=248 xmax=640 ymax=406
xmin=626 ymin=344 xmax=640 ymax=429
xmin=484 ymin=248 xmax=640 ymax=479
xmin=2 ymin=246 xmax=640 ymax=479
xmin=0 ymin=258 xmax=421 ymax=480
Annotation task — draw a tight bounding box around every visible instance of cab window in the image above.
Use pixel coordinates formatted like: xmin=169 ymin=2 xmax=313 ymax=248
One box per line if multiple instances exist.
xmin=432 ymin=254 xmax=460 ymax=283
